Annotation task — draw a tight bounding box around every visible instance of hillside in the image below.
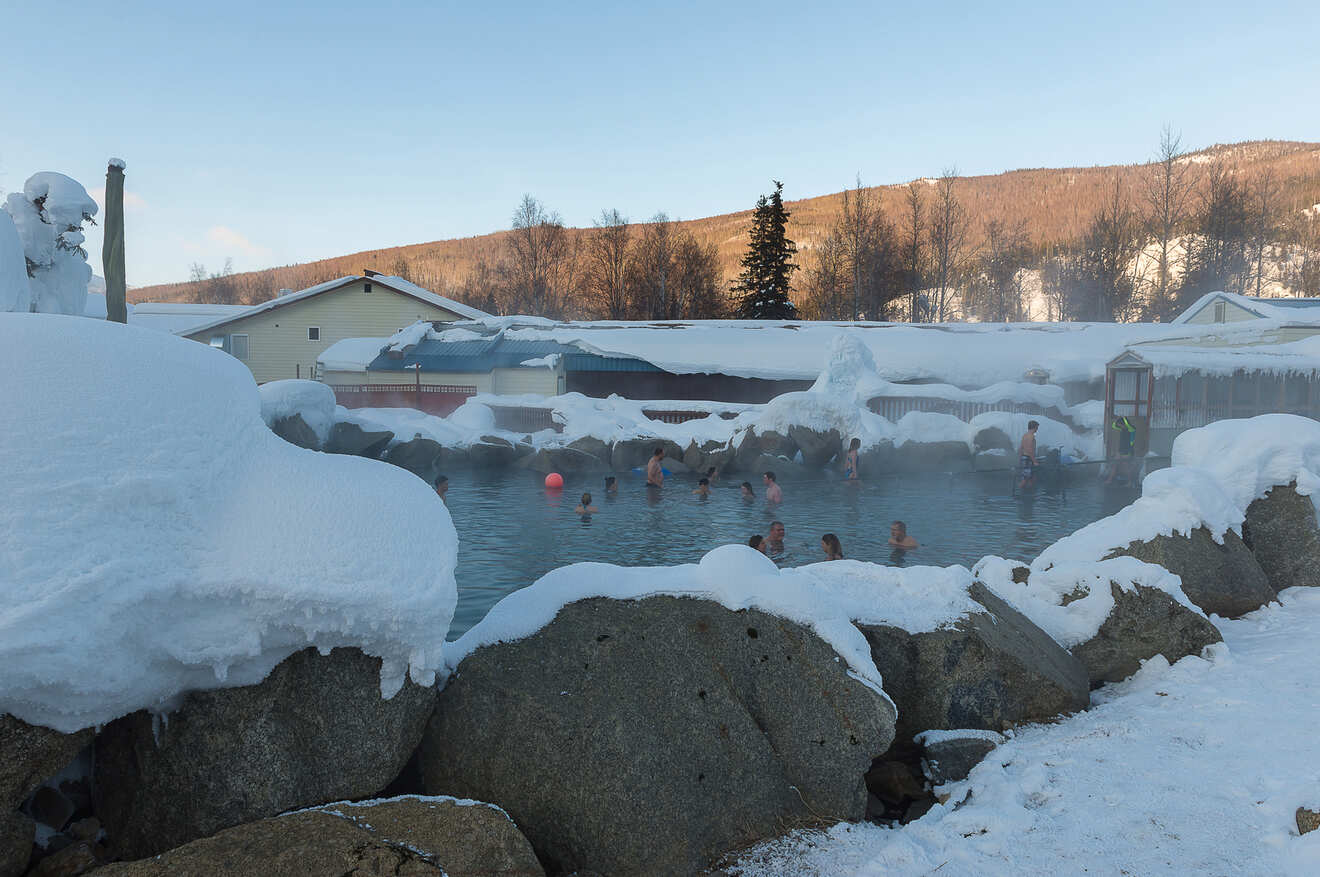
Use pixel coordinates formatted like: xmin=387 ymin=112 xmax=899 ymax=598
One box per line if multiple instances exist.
xmin=133 ymin=140 xmax=1320 ymax=311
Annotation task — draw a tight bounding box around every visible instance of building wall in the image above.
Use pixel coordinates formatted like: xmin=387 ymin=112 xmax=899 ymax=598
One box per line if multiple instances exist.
xmin=187 ymin=280 xmax=467 ymax=383
xmin=1183 ymin=298 xmax=1261 ymax=324
xmin=492 ymin=366 xmax=563 ymax=396
xmin=324 ymin=368 xmax=493 ymax=392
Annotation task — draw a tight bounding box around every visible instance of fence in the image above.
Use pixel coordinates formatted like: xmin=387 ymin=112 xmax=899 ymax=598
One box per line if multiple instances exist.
xmin=329 ymin=384 xmax=476 ymax=417
xmin=867 ymin=396 xmax=1063 ymax=425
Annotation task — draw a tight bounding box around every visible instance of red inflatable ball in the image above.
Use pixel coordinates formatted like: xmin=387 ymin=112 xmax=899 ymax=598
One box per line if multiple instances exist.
xmin=544 ymin=472 xmax=564 ymax=489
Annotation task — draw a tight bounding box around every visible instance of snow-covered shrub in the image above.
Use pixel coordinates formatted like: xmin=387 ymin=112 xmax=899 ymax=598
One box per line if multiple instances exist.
xmin=1 ymin=171 xmax=98 ymax=315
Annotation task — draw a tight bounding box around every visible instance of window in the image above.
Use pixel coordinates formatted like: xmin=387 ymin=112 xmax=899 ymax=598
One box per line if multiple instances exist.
xmin=230 ymin=334 xmax=249 ymax=361
xmin=209 ymin=335 xmax=227 ymax=351
xmin=1213 ymin=301 xmax=1226 ymax=323
xmin=364 ymin=282 xmax=373 ymax=293
xmin=307 ymin=327 xmax=320 ymax=341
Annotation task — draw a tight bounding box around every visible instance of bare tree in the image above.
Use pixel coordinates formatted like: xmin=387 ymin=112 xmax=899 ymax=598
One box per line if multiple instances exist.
xmin=964 ymin=218 xmax=1031 ymax=322
xmin=1180 ymin=162 xmax=1252 ymax=304
xmin=802 ymin=228 xmax=850 ymax=319
xmin=839 ymin=176 xmax=879 ymax=320
xmin=671 ymin=233 xmax=725 ymax=319
xmin=1047 ymin=177 xmax=1143 ymax=322
xmin=1143 ymin=126 xmax=1194 ymax=318
xmin=1248 ymin=169 xmax=1280 ymax=296
xmin=901 ymin=182 xmax=925 ymax=320
xmin=585 ymin=208 xmax=632 ymax=319
xmin=630 ymin=213 xmax=679 ymax=319
xmin=927 ymin=169 xmax=971 ymax=321
xmin=1282 ymin=211 xmax=1320 ymax=297
xmin=507 ymin=194 xmax=572 ymax=317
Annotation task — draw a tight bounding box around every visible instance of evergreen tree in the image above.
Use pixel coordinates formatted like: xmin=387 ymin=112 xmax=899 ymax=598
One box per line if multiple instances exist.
xmin=733 ymin=181 xmax=798 ymax=318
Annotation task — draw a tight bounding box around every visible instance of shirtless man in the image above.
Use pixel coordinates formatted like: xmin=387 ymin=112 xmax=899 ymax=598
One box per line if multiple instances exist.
xmin=1017 ymin=420 xmax=1039 ymax=490
xmin=888 ymin=520 xmax=918 ymax=550
xmin=766 ymin=521 xmax=786 ymax=556
xmin=645 ymin=447 xmax=665 ymax=488
xmin=763 ymin=471 xmax=783 ymax=503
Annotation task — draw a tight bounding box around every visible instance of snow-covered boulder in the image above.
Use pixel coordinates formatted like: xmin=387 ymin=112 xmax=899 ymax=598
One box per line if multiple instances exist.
xmin=517 ymin=445 xmax=606 ymax=474
xmin=94 ymin=647 xmax=438 ymax=860
xmin=324 ymin=421 xmax=394 ymax=458
xmin=1243 ymin=482 xmax=1320 ymax=591
xmin=258 ymin=379 xmax=336 ymax=449
xmin=0 ymin=315 xmax=457 ymax=733
xmin=1110 ymin=527 xmax=1274 ymax=619
xmin=423 ymin=546 xmax=898 ymax=875
xmin=976 ymin=557 xmax=1221 ymax=688
xmin=856 ymin=578 xmax=1090 ymax=746
xmin=915 ymin=729 xmax=1005 ymax=786
xmin=382 ymin=435 xmax=448 ymax=481
xmin=1 ymin=173 xmax=97 ymax=316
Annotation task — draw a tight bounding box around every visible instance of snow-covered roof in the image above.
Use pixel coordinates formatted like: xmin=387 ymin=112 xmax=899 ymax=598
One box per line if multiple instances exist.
xmin=181 ymin=275 xmax=490 ymax=337
xmin=1173 ymin=290 xmax=1320 ymax=325
xmin=318 ymin=337 xmax=392 ymax=372
xmin=82 ymin=293 xmax=252 ymax=334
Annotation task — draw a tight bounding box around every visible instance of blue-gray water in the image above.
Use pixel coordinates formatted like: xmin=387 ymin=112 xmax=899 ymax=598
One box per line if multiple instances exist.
xmin=443 ymin=467 xmax=1140 ymax=638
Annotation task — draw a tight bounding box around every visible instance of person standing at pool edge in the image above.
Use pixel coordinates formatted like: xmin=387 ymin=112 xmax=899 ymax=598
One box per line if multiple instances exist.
xmin=1017 ymin=420 xmax=1039 ymax=490
xmin=763 ymin=471 xmax=782 ymax=503
xmin=844 ymin=438 xmax=860 ymax=480
xmin=646 ymin=447 xmax=665 ymax=488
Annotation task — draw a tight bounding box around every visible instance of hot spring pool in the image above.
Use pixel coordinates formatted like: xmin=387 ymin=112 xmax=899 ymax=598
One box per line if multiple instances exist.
xmin=442 ymin=467 xmax=1141 ymax=638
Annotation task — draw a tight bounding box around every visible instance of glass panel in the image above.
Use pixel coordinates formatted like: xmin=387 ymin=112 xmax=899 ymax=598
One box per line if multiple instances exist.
xmin=1113 ymin=370 xmax=1138 ymax=401
xmin=1113 ymin=402 xmax=1136 ymax=416
xmin=231 ymin=335 xmax=249 ymax=361
xmin=1258 ymin=375 xmax=1282 ymax=412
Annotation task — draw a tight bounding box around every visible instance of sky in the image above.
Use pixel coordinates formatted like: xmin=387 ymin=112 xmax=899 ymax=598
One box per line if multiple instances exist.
xmin=2 ymin=0 xmax=1317 ymax=288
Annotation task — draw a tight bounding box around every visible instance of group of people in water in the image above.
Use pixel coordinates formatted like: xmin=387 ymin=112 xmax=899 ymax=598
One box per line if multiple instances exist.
xmin=436 ymin=443 xmax=923 ymax=565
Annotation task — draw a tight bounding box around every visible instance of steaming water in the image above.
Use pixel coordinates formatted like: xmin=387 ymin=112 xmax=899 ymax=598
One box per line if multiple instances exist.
xmin=444 ymin=468 xmax=1140 ymax=639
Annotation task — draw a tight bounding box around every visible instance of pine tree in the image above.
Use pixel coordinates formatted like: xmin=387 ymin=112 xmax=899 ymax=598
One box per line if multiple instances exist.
xmin=733 ymin=181 xmax=798 ymax=319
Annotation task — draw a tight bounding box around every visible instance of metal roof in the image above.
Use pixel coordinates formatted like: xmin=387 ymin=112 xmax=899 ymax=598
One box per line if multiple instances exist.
xmin=369 ymin=335 xmax=662 ymax=373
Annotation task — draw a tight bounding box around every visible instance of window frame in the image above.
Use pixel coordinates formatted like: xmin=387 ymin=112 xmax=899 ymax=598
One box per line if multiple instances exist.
xmin=307 ymin=327 xmax=320 ymax=341
xmin=230 ymin=333 xmax=250 ymax=361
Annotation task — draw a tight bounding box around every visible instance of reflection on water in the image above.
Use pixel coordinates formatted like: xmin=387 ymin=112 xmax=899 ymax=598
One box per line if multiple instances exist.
xmin=443 ymin=468 xmax=1139 ymax=639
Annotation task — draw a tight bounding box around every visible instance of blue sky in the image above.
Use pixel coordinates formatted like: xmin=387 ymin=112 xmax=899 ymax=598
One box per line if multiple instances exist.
xmin=2 ymin=0 xmax=1317 ymax=287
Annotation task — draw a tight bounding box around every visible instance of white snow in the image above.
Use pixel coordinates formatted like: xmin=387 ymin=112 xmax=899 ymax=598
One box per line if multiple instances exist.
xmin=108 ymin=158 xmax=126 ymax=170
xmin=0 ymin=209 xmax=30 ymax=313
xmin=731 ymin=588 xmax=1320 ymax=877
xmin=446 ymin=544 xmax=1013 ymax=706
xmin=974 ymin=555 xmax=1204 ymax=650
xmin=259 ymin=379 xmax=338 ymax=445
xmin=2 ymin=172 xmax=98 ymax=316
xmin=385 ymin=320 xmax=433 ymax=354
xmin=912 ymin=728 xmax=1006 ymax=747
xmin=1171 ymin=414 xmax=1320 ymax=511
xmin=0 ymin=314 xmax=458 ymax=732
xmin=315 ymin=337 xmax=390 ymax=372
xmin=519 ymin=353 xmax=561 ymax=368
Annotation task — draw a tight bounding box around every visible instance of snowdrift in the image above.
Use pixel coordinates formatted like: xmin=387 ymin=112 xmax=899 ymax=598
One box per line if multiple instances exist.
xmin=0 ymin=314 xmax=458 ymax=732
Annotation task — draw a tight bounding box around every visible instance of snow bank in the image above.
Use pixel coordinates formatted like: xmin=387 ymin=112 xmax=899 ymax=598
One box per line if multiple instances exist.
xmin=730 ymin=588 xmax=1320 ymax=877
xmin=1034 ymin=465 xmax=1244 ymax=570
xmin=1171 ymin=414 xmax=1320 ymax=510
xmin=0 ymin=314 xmax=458 ymax=732
xmin=259 ymin=379 xmax=338 ymax=445
xmin=975 ymin=555 xmax=1202 ymax=649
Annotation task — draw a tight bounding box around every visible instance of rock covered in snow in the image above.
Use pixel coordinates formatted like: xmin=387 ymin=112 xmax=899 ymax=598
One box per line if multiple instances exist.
xmin=857 ymin=580 xmax=1089 ymax=746
xmin=1 ymin=172 xmax=98 ymax=316
xmin=382 ymin=435 xmax=448 ymax=481
xmin=421 ymin=594 xmax=896 ymax=875
xmin=1111 ymin=527 xmax=1274 ymax=619
xmin=324 ymin=421 xmax=393 ymax=458
xmin=94 ymin=647 xmax=438 ymax=860
xmin=914 ymin=729 xmax=1005 ymax=786
xmin=258 ymin=380 xmax=336 ymax=448
xmin=0 ymin=315 xmax=457 ymax=732
xmin=1243 ymin=482 xmax=1320 ymax=590
xmin=976 ymin=557 xmax=1221 ymax=688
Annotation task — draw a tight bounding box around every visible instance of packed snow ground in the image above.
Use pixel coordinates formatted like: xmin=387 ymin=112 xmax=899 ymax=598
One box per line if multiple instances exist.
xmin=0 ymin=315 xmax=458 ymax=732
xmin=731 ymin=588 xmax=1320 ymax=877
